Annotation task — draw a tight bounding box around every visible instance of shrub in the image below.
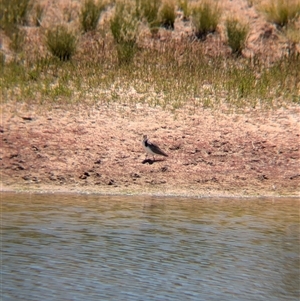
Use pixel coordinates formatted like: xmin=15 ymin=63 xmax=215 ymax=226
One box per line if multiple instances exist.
xmin=10 ymin=27 xmax=25 ymax=53
xmin=116 ymin=41 xmax=137 ymax=64
xmin=110 ymin=1 xmax=139 ymax=64
xmin=138 ymin=0 xmax=161 ymax=33
xmin=0 ymin=0 xmax=31 ymax=44
xmin=226 ymin=18 xmax=248 ymax=56
xmin=159 ymin=0 xmax=176 ymax=30
xmin=45 ymin=25 xmax=77 ymax=61
xmin=33 ymin=3 xmax=44 ymax=27
xmin=260 ymin=0 xmax=300 ymax=28
xmin=191 ymin=1 xmax=221 ymax=40
xmin=80 ymin=0 xmax=106 ymax=32
xmin=178 ymin=0 xmax=190 ymax=21
xmin=285 ymin=24 xmax=300 ymax=44
xmin=0 ymin=0 xmax=31 ymax=28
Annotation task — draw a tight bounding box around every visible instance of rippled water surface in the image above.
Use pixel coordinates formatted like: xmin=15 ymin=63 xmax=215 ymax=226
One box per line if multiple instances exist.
xmin=2 ymin=193 xmax=299 ymax=301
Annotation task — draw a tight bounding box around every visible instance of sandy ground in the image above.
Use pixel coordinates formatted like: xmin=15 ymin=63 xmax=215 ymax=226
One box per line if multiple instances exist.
xmin=1 ymin=1 xmax=300 ymax=197
xmin=1 ymin=102 xmax=299 ymax=197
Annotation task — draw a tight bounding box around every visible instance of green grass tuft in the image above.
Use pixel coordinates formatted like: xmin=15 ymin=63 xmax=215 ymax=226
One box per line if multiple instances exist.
xmin=191 ymin=1 xmax=221 ymax=40
xmin=178 ymin=0 xmax=190 ymax=20
xmin=0 ymin=0 xmax=31 ymax=51
xmin=260 ymin=0 xmax=300 ymax=28
xmin=110 ymin=1 xmax=139 ymax=64
xmin=45 ymin=25 xmax=77 ymax=61
xmin=226 ymin=18 xmax=249 ymax=56
xmin=32 ymin=3 xmax=44 ymax=27
xmin=0 ymin=0 xmax=31 ymax=29
xmin=138 ymin=0 xmax=160 ymax=34
xmin=159 ymin=0 xmax=176 ymax=30
xmin=80 ymin=0 xmax=106 ymax=32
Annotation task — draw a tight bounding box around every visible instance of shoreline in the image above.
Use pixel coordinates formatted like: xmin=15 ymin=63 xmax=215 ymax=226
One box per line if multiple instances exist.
xmin=1 ymin=103 xmax=299 ymax=198
xmin=1 ymin=186 xmax=299 ymax=199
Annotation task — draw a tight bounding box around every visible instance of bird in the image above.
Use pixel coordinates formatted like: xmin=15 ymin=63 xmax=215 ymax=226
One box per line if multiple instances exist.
xmin=142 ymin=135 xmax=168 ymax=161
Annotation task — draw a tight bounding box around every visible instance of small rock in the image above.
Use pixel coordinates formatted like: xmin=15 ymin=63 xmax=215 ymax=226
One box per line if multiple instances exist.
xmin=169 ymin=145 xmax=181 ymax=150
xmin=57 ymin=175 xmax=65 ymax=181
xmin=258 ymin=174 xmax=268 ymax=181
xmin=131 ymin=173 xmax=141 ymax=178
xmin=13 ymin=164 xmax=25 ymax=170
xmin=49 ymin=175 xmax=57 ymax=181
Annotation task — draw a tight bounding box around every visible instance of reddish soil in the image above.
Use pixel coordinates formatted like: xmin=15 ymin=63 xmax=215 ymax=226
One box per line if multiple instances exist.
xmin=1 ymin=1 xmax=300 ymax=197
xmin=1 ymin=103 xmax=299 ymax=197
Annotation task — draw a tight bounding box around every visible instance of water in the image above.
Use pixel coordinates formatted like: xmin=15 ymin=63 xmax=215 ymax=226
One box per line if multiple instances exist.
xmin=1 ymin=193 xmax=299 ymax=301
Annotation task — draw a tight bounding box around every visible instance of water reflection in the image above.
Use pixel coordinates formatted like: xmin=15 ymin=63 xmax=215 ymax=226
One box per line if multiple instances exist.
xmin=2 ymin=193 xmax=299 ymax=301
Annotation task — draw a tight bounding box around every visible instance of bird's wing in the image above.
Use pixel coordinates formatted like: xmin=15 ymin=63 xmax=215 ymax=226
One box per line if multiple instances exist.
xmin=149 ymin=142 xmax=168 ymax=157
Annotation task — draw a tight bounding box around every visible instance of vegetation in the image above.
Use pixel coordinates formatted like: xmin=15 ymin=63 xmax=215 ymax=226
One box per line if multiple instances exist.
xmin=0 ymin=0 xmax=32 ymax=53
xmin=110 ymin=1 xmax=139 ymax=64
xmin=260 ymin=0 xmax=300 ymax=28
xmin=45 ymin=25 xmax=77 ymax=61
xmin=138 ymin=0 xmax=161 ymax=33
xmin=178 ymin=0 xmax=190 ymax=20
xmin=80 ymin=0 xmax=106 ymax=32
xmin=1 ymin=39 xmax=299 ymax=108
xmin=191 ymin=1 xmax=221 ymax=40
xmin=0 ymin=0 xmax=299 ymax=109
xmin=33 ymin=3 xmax=44 ymax=27
xmin=0 ymin=0 xmax=31 ymax=30
xmin=158 ymin=0 xmax=176 ymax=29
xmin=226 ymin=18 xmax=249 ymax=56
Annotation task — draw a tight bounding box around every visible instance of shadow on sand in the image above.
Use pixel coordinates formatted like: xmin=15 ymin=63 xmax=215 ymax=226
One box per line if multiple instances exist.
xmin=142 ymin=158 xmax=165 ymax=165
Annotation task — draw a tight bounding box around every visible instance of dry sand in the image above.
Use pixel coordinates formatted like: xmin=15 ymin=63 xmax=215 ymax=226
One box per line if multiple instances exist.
xmin=1 ymin=102 xmax=299 ymax=197
xmin=1 ymin=0 xmax=300 ymax=197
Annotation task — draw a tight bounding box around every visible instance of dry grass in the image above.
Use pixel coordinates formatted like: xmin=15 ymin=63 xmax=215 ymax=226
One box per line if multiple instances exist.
xmin=191 ymin=1 xmax=221 ymax=40
xmin=259 ymin=0 xmax=300 ymax=27
xmin=0 ymin=0 xmax=299 ymax=109
xmin=226 ymin=18 xmax=249 ymax=56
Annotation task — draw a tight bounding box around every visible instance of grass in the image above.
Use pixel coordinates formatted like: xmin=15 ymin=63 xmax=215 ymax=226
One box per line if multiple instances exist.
xmin=159 ymin=0 xmax=176 ymax=29
xmin=80 ymin=0 xmax=106 ymax=32
xmin=45 ymin=25 xmax=77 ymax=61
xmin=0 ymin=0 xmax=31 ymax=30
xmin=226 ymin=18 xmax=249 ymax=56
xmin=138 ymin=0 xmax=161 ymax=33
xmin=0 ymin=1 xmax=299 ymax=110
xmin=1 ymin=40 xmax=299 ymax=109
xmin=260 ymin=0 xmax=300 ymax=28
xmin=110 ymin=1 xmax=139 ymax=64
xmin=33 ymin=3 xmax=44 ymax=27
xmin=191 ymin=1 xmax=221 ymax=40
xmin=178 ymin=0 xmax=190 ymax=20
xmin=0 ymin=0 xmax=31 ymax=52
